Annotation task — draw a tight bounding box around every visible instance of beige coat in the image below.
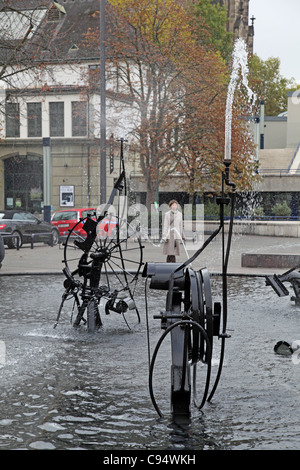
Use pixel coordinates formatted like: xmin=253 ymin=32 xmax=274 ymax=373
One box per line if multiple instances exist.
xmin=162 ymin=210 xmax=184 ymax=256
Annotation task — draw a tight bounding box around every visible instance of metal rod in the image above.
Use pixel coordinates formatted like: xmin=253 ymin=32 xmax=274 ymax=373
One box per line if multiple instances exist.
xmin=43 ymin=137 xmax=51 ymax=223
xmin=208 ymin=161 xmax=235 ymax=402
xmin=100 ymin=0 xmax=106 ymax=204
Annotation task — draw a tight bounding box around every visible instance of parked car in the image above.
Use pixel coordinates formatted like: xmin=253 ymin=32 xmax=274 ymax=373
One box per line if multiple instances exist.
xmin=51 ymin=208 xmax=117 ymax=239
xmin=0 ymin=210 xmax=59 ymax=249
xmin=51 ymin=208 xmax=97 ymax=238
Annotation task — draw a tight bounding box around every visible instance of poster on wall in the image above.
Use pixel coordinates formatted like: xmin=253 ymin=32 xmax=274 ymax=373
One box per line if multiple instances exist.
xmin=60 ymin=185 xmax=74 ymax=207
xmin=6 ymin=198 xmax=13 ymax=209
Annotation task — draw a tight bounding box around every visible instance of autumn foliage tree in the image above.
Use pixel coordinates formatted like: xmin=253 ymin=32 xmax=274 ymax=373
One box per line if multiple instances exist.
xmin=177 ymin=61 xmax=257 ymax=200
xmin=249 ymin=54 xmax=297 ymax=116
xmin=85 ymin=0 xmax=257 ymax=207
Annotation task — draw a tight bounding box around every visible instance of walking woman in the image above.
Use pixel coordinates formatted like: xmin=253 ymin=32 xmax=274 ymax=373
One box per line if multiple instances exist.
xmin=162 ymin=200 xmax=185 ymax=262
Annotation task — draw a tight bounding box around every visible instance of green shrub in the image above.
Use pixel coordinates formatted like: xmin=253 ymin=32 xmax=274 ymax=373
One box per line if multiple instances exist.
xmin=251 ymin=206 xmax=265 ymax=218
xmin=205 ymin=200 xmax=231 ymax=217
xmin=272 ymin=201 xmax=291 ymax=217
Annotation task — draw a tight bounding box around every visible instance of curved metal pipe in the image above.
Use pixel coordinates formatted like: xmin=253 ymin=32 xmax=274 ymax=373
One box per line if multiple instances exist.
xmin=149 ymin=320 xmax=211 ymax=418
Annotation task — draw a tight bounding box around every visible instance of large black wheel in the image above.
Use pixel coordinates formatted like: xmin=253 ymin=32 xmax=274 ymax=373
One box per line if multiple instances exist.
xmin=184 ymin=268 xmax=213 ymax=409
xmin=63 ymin=215 xmax=143 ymax=288
xmin=7 ymin=230 xmax=22 ymax=249
xmin=58 ymin=213 xmax=143 ymax=329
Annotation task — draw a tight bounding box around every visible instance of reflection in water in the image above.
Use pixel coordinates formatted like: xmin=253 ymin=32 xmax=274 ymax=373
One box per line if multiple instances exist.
xmin=166 ymin=417 xmax=220 ymax=450
xmin=0 ymin=274 xmax=300 ymax=449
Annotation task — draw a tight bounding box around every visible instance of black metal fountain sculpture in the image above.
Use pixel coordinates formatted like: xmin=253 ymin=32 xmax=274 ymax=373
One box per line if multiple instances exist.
xmin=143 ymin=162 xmax=236 ymax=418
xmin=54 ymin=139 xmax=144 ymax=331
xmin=54 ymin=38 xmax=252 ymax=420
xmin=54 ymin=142 xmax=236 ymax=419
xmin=266 ymin=266 xmax=300 ymax=306
xmin=53 ymin=141 xmax=236 ymax=419
xmin=143 ymin=37 xmax=254 ymax=419
xmin=266 ymin=267 xmax=300 ymax=356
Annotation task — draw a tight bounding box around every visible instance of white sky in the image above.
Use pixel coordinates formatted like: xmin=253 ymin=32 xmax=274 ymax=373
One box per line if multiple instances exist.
xmin=249 ymin=0 xmax=300 ymax=81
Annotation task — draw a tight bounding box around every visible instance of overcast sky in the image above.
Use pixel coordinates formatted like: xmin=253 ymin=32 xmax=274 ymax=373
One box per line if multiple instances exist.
xmin=249 ymin=0 xmax=300 ymax=81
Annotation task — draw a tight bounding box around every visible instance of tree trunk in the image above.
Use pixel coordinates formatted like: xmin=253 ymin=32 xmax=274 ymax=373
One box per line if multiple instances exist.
xmin=145 ymin=178 xmax=158 ymax=212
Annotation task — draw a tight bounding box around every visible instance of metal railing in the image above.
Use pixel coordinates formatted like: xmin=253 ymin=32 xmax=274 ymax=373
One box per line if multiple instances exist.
xmin=205 ymin=215 xmax=300 ymax=222
xmin=1 ymin=232 xmax=54 ymax=249
xmin=258 ymin=168 xmax=300 ymax=176
xmin=30 ymin=232 xmax=54 ymax=249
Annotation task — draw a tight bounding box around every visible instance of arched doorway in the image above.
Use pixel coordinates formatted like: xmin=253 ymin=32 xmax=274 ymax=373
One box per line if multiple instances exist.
xmin=4 ymin=154 xmax=43 ymax=212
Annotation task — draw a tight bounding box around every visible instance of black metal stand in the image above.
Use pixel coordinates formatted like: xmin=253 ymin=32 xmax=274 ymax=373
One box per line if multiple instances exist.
xmin=144 ymin=161 xmax=236 ymax=418
xmin=208 ymin=161 xmax=236 ymax=401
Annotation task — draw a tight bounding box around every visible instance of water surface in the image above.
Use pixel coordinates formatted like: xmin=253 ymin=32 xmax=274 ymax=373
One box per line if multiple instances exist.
xmin=0 ymin=274 xmax=300 ymax=450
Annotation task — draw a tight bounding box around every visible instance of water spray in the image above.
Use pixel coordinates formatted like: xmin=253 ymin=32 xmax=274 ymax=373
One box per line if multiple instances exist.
xmin=224 ymin=38 xmax=256 ymax=163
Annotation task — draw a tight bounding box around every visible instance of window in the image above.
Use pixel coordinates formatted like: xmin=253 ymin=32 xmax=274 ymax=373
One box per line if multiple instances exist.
xmin=49 ymin=102 xmax=64 ymax=136
xmin=12 ymin=212 xmax=29 ymax=221
xmin=47 ymin=3 xmax=66 ymax=22
xmin=6 ymin=103 xmax=20 ymax=137
xmin=27 ymin=103 xmax=42 ymax=137
xmin=47 ymin=6 xmax=59 ymax=21
xmin=88 ymin=65 xmax=100 ymax=89
xmin=52 ymin=211 xmax=78 ymax=221
xmin=72 ymin=101 xmax=87 ymax=136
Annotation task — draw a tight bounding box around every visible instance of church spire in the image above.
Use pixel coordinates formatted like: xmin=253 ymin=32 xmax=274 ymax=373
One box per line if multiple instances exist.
xmin=212 ymin=0 xmax=254 ymax=53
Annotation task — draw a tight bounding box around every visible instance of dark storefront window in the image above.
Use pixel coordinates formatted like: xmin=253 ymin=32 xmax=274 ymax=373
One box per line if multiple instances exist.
xmin=50 ymin=102 xmax=64 ymax=136
xmin=4 ymin=155 xmax=43 ymax=212
xmin=28 ymin=102 xmax=42 ymax=137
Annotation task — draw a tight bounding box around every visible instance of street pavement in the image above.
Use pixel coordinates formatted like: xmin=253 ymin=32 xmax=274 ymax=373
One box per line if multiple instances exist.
xmin=1 ymin=233 xmax=300 ymax=277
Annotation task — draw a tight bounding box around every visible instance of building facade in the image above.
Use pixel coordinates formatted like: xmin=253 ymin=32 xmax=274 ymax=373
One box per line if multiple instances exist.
xmin=0 ymin=0 xmax=257 ymax=216
xmin=0 ymin=0 xmax=135 ymax=215
xmin=213 ymin=0 xmax=254 ymax=52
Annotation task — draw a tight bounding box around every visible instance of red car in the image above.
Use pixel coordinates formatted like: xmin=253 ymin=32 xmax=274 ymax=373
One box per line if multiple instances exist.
xmin=51 ymin=208 xmax=117 ymax=239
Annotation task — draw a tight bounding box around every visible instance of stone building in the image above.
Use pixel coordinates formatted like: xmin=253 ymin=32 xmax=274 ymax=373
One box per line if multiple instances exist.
xmin=0 ymin=0 xmax=133 ymax=216
xmin=253 ymin=91 xmax=300 ymax=218
xmin=212 ymin=0 xmax=254 ymax=52
xmin=0 ymin=0 xmax=256 ymax=216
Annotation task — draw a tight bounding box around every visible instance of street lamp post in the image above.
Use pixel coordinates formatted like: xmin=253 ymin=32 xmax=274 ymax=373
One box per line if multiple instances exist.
xmin=100 ymin=0 xmax=106 ymax=204
xmin=259 ymin=99 xmax=265 ymax=149
xmin=43 ymin=137 xmax=51 ymax=222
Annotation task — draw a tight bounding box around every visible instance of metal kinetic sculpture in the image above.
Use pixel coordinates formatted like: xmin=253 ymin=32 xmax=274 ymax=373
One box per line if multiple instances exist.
xmin=267 ymin=268 xmax=300 ymax=356
xmin=54 ymin=139 xmax=144 ymax=331
xmin=143 ymin=39 xmax=255 ymax=418
xmin=143 ymin=163 xmax=236 ymax=418
xmin=266 ymin=267 xmax=300 ymax=305
xmin=54 ymin=38 xmax=252 ymax=420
